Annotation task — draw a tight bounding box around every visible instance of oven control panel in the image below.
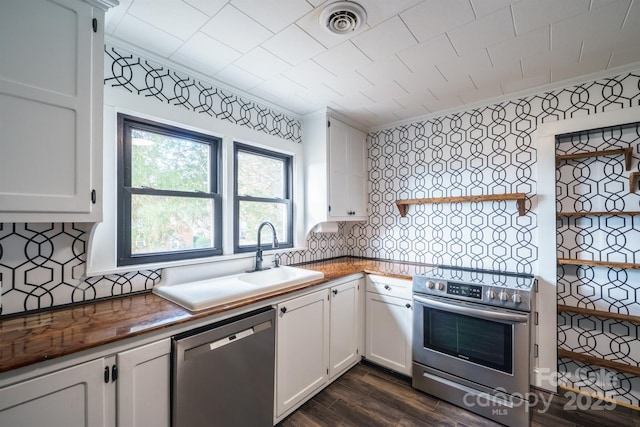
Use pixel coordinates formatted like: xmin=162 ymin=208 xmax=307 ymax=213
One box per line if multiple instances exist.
xmin=412 ymin=274 xmax=533 ymax=312
xmin=446 ymin=282 xmax=482 ymax=299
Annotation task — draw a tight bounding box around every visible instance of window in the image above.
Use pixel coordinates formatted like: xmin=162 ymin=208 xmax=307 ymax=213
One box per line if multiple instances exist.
xmin=234 ymin=143 xmax=293 ymax=253
xmin=117 ymin=114 xmax=222 ymax=266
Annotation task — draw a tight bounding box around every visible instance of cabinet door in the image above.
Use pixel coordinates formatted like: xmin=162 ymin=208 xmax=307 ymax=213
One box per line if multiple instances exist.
xmin=328 ymin=119 xmax=368 ymax=220
xmin=328 ymin=119 xmax=350 ymax=218
xmin=347 ymin=126 xmax=367 ymax=218
xmin=329 ymin=278 xmax=361 ymax=378
xmin=365 ymin=292 xmax=413 ymax=376
xmin=0 ymin=0 xmax=97 ymax=219
xmin=276 ymin=289 xmax=330 ymax=418
xmin=117 ymin=339 xmax=171 ymax=427
xmin=0 ymin=358 xmax=106 ymax=427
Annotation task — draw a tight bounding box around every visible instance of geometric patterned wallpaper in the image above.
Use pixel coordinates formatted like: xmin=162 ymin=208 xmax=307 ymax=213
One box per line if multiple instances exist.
xmin=355 ymin=110 xmax=538 ymax=274
xmin=346 ymin=72 xmax=640 ymax=276
xmin=105 ymin=45 xmax=302 ymax=144
xmin=556 ymin=123 xmax=640 ymax=407
xmin=0 ymin=223 xmax=160 ymax=316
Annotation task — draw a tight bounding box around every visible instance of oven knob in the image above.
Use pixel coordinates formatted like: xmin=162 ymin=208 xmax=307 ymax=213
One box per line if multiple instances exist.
xmin=499 ymin=291 xmax=510 ymax=302
xmin=486 ymin=290 xmax=496 ymax=300
xmin=427 ymin=281 xmax=435 ymax=289
xmin=437 ymin=282 xmax=445 ymax=291
xmin=512 ymin=294 xmax=523 ymax=304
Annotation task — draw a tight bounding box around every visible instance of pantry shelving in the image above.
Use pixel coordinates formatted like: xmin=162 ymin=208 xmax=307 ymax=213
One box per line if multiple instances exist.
xmin=557 ymin=258 xmax=640 ymax=270
xmin=557 ymin=304 xmax=640 ymax=324
xmin=555 ymin=147 xmax=632 ymax=170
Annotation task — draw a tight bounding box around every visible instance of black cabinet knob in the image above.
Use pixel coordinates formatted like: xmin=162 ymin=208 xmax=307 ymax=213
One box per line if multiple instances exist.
xmin=405 ymin=303 xmax=411 ymax=309
xmin=280 ymin=307 xmax=287 ymax=314
xmin=332 ymin=289 xmax=338 ymax=295
xmin=384 ymin=285 xmax=391 ymax=290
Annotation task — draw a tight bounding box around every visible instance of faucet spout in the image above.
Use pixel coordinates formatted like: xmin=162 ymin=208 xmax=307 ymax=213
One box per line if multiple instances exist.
xmin=249 ymin=221 xmax=279 ymax=272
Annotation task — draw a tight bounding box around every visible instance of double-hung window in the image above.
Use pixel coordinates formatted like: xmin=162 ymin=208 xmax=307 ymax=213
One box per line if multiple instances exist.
xmin=117 ymin=114 xmax=222 ymax=266
xmin=234 ymin=143 xmax=293 ymax=253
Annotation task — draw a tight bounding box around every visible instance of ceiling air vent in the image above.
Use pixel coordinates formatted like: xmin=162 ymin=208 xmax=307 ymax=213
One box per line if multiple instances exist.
xmin=320 ymin=1 xmax=367 ymax=35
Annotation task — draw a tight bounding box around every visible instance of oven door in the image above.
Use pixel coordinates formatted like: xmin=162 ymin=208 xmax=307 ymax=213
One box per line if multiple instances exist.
xmin=412 ymin=294 xmax=530 ymax=394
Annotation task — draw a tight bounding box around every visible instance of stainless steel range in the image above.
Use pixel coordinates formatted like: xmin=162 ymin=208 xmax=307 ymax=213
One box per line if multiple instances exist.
xmin=412 ymin=266 xmax=536 ymax=427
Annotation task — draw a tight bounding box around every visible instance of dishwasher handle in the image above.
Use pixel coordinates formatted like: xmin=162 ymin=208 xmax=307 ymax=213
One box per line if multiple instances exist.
xmin=183 ymin=319 xmax=272 ymax=361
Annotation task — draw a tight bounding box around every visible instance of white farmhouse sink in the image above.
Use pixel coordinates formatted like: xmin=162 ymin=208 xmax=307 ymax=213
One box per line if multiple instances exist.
xmin=239 ymin=266 xmax=324 ymax=289
xmin=153 ymin=266 xmax=324 ymax=311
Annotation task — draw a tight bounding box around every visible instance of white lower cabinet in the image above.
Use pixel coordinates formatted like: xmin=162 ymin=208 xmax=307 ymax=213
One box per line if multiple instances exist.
xmin=0 ymin=358 xmax=106 ymax=427
xmin=275 ymin=288 xmax=330 ymax=419
xmin=0 ymin=273 xmax=398 ymax=427
xmin=365 ymin=276 xmax=413 ymax=376
xmin=0 ymin=338 xmax=171 ymax=427
xmin=275 ymin=276 xmax=363 ymax=422
xmin=115 ymin=339 xmax=171 ymax=427
xmin=329 ymin=277 xmax=362 ymax=379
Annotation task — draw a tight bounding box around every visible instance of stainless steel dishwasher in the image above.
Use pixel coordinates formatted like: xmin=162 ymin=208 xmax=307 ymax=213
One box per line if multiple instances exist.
xmin=171 ymin=307 xmax=275 ymax=427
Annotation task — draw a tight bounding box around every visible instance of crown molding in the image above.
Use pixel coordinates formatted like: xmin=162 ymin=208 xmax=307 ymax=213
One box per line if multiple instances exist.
xmin=368 ymin=60 xmax=640 ymax=133
xmin=84 ymin=0 xmax=119 ymax=12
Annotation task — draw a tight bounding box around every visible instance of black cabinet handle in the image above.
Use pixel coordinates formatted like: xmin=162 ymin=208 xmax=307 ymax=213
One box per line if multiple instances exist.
xmin=384 ymin=285 xmax=391 ymax=290
xmin=104 ymin=366 xmax=110 ymax=383
xmin=405 ymin=303 xmax=411 ymax=309
xmin=111 ymin=364 xmax=118 ymax=382
xmin=280 ymin=307 xmax=287 ymax=314
xmin=332 ymin=289 xmax=338 ymax=295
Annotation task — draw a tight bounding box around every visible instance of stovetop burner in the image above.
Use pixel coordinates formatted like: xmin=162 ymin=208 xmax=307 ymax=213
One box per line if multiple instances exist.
xmin=413 ymin=265 xmax=536 ymax=312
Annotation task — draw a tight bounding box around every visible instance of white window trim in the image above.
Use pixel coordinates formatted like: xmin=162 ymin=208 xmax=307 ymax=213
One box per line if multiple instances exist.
xmin=82 ymin=84 xmax=305 ymax=278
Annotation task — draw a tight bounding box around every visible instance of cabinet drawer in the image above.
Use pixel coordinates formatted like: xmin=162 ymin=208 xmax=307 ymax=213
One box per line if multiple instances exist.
xmin=366 ymin=275 xmax=412 ymax=300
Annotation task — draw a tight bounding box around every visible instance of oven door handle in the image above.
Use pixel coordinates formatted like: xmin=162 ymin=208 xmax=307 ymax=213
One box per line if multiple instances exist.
xmin=413 ymin=295 xmax=529 ymax=323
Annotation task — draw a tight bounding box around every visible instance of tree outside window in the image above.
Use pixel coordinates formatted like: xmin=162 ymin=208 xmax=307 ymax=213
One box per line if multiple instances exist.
xmin=234 ymin=143 xmax=293 ymax=253
xmin=118 ymin=114 xmax=222 ymax=266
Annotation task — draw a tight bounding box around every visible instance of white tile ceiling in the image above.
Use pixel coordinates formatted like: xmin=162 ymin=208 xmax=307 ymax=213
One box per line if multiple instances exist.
xmin=105 ymin=0 xmax=640 ymax=130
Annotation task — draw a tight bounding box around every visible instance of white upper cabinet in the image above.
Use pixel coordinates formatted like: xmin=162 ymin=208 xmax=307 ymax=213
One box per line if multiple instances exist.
xmin=328 ymin=119 xmax=368 ymax=219
xmin=304 ymin=110 xmax=368 ymax=234
xmin=0 ymin=0 xmax=114 ymax=222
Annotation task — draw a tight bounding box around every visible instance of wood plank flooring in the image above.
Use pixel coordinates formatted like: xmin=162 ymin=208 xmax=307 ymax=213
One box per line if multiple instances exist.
xmin=277 ymin=362 xmax=640 ymax=427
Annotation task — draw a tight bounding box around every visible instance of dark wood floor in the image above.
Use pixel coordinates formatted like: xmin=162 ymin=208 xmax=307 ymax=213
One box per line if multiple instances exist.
xmin=278 ymin=362 xmax=640 ymax=427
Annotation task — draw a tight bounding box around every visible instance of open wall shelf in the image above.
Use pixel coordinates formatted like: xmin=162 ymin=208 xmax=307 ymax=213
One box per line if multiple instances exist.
xmin=557 ymin=258 xmax=640 ymax=270
xmin=556 ymin=147 xmax=632 ymax=170
xmin=395 ymin=193 xmax=526 ymax=217
xmin=558 ymin=304 xmax=640 ymax=324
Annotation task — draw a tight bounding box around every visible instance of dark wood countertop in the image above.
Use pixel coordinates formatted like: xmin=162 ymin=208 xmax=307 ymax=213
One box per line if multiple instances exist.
xmin=0 ymin=257 xmax=430 ymax=374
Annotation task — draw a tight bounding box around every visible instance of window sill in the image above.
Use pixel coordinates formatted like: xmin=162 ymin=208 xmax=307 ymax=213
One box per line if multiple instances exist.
xmin=79 ymin=247 xmax=308 ymax=279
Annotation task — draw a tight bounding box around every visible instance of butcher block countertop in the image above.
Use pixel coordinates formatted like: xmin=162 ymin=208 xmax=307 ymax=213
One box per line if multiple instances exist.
xmin=0 ymin=257 xmax=431 ymax=373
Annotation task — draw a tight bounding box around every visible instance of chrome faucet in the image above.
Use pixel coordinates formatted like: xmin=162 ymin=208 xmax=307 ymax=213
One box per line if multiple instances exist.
xmin=249 ymin=221 xmax=279 ymax=272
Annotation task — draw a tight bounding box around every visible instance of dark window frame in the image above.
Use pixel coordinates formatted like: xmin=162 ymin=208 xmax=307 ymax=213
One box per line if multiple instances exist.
xmin=117 ymin=114 xmax=222 ymax=266
xmin=233 ymin=142 xmax=293 ymax=254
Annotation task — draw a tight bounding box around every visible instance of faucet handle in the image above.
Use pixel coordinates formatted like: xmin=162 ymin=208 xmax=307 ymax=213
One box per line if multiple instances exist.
xmin=272 ymin=253 xmax=281 ymax=268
